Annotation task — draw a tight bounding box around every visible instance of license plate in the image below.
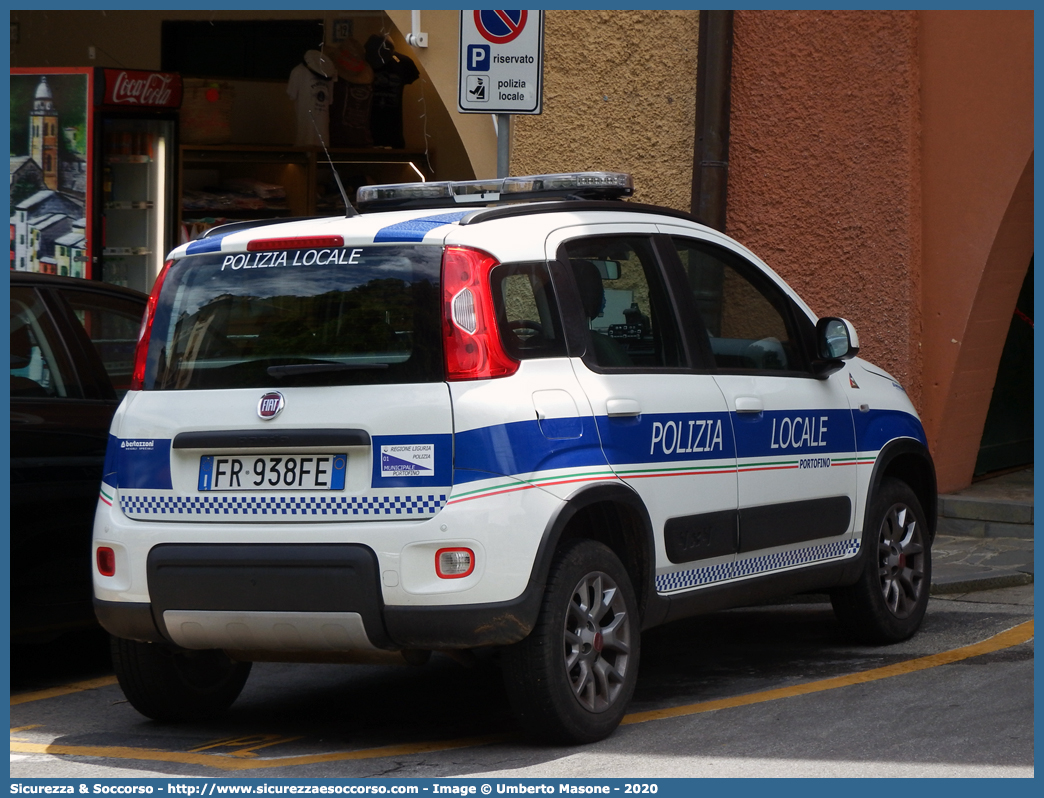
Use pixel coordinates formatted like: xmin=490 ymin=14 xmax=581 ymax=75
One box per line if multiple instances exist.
xmin=198 ymin=454 xmax=347 ymax=491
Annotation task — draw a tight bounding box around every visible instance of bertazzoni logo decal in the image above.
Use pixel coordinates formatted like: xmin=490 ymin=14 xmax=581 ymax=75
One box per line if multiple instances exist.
xmin=257 ymin=391 xmax=285 ymax=419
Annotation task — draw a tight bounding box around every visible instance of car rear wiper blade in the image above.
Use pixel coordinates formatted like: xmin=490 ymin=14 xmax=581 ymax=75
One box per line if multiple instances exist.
xmin=267 ymin=362 xmax=389 ymax=378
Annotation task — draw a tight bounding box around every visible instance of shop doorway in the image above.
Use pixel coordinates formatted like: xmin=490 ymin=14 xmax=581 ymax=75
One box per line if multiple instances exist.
xmin=975 ymin=257 xmax=1033 ymax=476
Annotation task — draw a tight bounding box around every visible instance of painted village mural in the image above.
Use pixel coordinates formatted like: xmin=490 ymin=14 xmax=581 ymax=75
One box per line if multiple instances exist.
xmin=10 ymin=72 xmax=89 ymax=277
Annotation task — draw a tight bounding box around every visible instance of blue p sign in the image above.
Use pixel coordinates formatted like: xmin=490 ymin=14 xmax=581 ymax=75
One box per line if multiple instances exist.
xmin=468 ymin=44 xmax=490 ymax=71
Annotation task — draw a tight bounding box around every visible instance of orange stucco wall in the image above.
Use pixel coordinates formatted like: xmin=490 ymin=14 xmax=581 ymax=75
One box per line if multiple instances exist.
xmin=727 ymin=9 xmax=1033 ymax=493
xmin=728 ymin=10 xmax=922 ymax=402
xmin=918 ymin=11 xmax=1034 ymax=493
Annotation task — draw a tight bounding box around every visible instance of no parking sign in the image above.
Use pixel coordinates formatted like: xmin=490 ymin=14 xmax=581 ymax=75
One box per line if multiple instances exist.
xmin=459 ymin=10 xmax=544 ymax=114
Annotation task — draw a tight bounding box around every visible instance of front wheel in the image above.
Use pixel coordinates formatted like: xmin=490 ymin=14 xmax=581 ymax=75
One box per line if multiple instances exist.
xmin=111 ymin=636 xmax=252 ymax=722
xmin=831 ymin=478 xmax=931 ymax=644
xmin=502 ymin=539 xmax=640 ymax=744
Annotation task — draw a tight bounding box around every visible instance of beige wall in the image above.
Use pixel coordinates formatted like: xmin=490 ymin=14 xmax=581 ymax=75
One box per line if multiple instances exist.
xmin=510 ymin=10 xmax=699 ymax=210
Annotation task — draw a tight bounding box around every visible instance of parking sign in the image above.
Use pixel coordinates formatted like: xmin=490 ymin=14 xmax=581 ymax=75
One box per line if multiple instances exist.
xmin=458 ymin=10 xmax=543 ymax=114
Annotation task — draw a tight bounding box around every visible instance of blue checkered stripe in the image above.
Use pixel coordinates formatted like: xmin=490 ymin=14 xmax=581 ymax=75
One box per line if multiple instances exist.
xmin=656 ymin=537 xmax=861 ymax=594
xmin=120 ymin=492 xmax=448 ymax=518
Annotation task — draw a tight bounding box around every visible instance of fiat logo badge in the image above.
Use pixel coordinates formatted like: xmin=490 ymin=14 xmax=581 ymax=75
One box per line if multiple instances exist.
xmin=257 ymin=391 xmax=285 ymax=420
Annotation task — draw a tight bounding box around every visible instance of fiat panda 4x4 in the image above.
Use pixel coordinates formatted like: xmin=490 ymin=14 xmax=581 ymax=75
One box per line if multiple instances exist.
xmin=93 ymin=172 xmax=935 ymax=744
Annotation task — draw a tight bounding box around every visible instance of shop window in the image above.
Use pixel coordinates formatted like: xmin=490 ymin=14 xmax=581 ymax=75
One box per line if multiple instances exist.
xmin=162 ymin=20 xmax=326 ymax=81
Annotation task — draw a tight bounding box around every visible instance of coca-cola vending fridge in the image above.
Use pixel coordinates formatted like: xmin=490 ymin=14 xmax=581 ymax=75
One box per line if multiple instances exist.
xmin=10 ymin=67 xmax=182 ymax=293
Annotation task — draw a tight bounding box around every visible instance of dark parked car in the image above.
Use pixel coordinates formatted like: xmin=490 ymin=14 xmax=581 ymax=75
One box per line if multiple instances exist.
xmin=10 ymin=272 xmax=146 ymax=642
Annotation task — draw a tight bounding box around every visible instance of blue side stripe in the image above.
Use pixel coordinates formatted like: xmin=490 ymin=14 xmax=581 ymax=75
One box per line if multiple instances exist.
xmin=185 ymin=230 xmax=236 ymax=255
xmin=454 ymin=417 xmax=607 ymax=485
xmin=853 ymin=408 xmax=927 ymax=450
xmin=101 ymin=409 xmax=925 ymax=493
xmin=374 ymin=211 xmax=471 ymax=243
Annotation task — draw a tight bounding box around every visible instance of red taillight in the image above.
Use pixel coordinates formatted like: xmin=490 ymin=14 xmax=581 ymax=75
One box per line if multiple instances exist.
xmin=247 ymin=235 xmax=344 ymax=251
xmin=130 ymin=259 xmax=173 ymax=391
xmin=97 ymin=547 xmax=116 ymax=577
xmin=441 ymin=246 xmax=518 ymax=381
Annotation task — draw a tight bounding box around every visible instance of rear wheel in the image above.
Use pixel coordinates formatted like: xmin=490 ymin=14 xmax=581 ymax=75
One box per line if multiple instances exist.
xmin=111 ymin=636 xmax=251 ymax=721
xmin=831 ymin=478 xmax=931 ymax=644
xmin=503 ymin=539 xmax=640 ymax=744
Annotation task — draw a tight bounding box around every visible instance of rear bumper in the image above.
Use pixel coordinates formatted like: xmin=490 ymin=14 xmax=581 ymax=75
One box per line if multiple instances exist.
xmin=95 ymin=595 xmax=541 ymax=651
xmin=95 ymin=541 xmax=542 ymax=651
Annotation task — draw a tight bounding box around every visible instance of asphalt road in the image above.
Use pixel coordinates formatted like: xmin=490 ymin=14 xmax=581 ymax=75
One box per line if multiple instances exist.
xmin=10 ymin=585 xmax=1034 ymax=779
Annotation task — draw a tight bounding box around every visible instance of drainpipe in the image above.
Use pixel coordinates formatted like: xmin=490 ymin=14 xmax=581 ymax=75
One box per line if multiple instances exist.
xmin=690 ymin=10 xmax=734 ymax=232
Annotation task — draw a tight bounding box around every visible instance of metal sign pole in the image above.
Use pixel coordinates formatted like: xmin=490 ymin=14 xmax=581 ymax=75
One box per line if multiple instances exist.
xmin=497 ymin=113 xmax=511 ymax=178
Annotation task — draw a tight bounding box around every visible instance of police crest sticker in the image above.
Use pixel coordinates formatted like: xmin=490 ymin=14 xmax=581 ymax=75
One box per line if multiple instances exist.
xmin=381 ymin=444 xmax=435 ymax=478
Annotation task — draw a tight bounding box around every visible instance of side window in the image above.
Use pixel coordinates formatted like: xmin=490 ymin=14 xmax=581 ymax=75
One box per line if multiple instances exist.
xmin=491 ymin=261 xmax=567 ymax=360
xmin=562 ymin=236 xmax=684 ymax=369
xmin=60 ymin=289 xmax=146 ymax=398
xmin=673 ymin=237 xmax=806 ymax=373
xmin=10 ymin=286 xmax=76 ymax=398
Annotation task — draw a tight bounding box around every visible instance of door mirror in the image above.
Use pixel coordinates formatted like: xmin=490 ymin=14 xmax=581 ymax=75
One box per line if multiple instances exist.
xmin=816 ymin=317 xmax=860 ymax=361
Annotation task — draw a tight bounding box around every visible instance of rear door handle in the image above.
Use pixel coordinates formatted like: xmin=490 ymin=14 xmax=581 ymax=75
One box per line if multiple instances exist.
xmin=734 ymin=396 xmax=764 ymax=414
xmin=606 ymin=398 xmax=642 ymax=418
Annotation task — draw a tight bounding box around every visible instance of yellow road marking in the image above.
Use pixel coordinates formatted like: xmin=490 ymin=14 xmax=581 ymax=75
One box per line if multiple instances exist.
xmin=9 ymin=620 xmax=1032 ymax=770
xmin=8 ymin=735 xmax=514 ymax=771
xmin=10 ymin=676 xmax=119 ymax=706
xmin=189 ymin=734 xmax=306 ymax=758
xmin=622 ymin=619 xmax=1034 ymax=725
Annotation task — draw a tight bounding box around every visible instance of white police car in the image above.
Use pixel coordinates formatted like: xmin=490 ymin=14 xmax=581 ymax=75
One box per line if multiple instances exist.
xmin=93 ymin=172 xmax=935 ymax=744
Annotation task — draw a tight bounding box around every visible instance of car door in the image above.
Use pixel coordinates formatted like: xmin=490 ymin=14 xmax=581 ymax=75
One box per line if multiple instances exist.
xmin=9 ymin=282 xmax=125 ymax=636
xmin=56 ymin=284 xmax=146 ymax=401
xmin=546 ymin=225 xmax=740 ymax=596
xmin=661 ymin=230 xmax=859 ymax=572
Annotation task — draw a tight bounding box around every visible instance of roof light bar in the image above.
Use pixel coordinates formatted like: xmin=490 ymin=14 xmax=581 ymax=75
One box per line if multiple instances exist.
xmin=502 ymin=171 xmax=633 ymax=194
xmin=355 ymin=172 xmax=634 ymax=212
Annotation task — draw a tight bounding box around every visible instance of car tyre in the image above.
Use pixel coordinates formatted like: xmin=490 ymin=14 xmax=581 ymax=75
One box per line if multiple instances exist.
xmin=502 ymin=539 xmax=640 ymax=744
xmin=111 ymin=636 xmax=251 ymax=721
xmin=831 ymin=478 xmax=931 ymax=644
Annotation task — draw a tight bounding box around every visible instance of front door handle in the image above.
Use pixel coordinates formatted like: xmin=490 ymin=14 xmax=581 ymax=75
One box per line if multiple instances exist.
xmin=606 ymin=398 xmax=641 ymax=417
xmin=734 ymin=396 xmax=764 ymax=414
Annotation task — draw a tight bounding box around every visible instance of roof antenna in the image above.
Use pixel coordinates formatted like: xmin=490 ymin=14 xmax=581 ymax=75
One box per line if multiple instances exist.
xmin=309 ymin=110 xmax=358 ymax=217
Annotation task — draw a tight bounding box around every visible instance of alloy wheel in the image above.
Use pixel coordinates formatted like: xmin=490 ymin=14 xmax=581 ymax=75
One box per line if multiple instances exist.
xmin=562 ymin=571 xmax=633 ymax=713
xmin=877 ymin=502 xmax=926 ymax=619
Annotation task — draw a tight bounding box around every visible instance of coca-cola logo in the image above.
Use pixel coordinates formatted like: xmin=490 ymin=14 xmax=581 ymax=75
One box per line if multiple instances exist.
xmin=105 ymin=70 xmax=182 ymax=108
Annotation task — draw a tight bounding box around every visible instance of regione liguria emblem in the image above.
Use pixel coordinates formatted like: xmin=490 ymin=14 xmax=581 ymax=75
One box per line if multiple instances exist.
xmin=257 ymin=391 xmax=285 ymax=419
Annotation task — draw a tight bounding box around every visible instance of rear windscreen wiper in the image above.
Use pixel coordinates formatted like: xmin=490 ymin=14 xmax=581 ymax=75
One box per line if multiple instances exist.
xmin=267 ymin=362 xmax=390 ymax=378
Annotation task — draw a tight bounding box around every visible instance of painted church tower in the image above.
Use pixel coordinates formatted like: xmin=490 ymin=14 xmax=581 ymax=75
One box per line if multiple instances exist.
xmin=30 ymin=76 xmax=59 ymax=190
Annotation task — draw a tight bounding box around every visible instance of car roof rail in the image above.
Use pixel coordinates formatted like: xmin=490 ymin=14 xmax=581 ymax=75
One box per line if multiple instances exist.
xmin=457 ymin=199 xmax=711 ymax=228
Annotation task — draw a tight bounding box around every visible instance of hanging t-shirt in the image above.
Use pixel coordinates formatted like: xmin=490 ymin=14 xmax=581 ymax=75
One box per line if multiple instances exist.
xmin=330 ymin=82 xmax=373 ymax=148
xmin=287 ymin=63 xmax=336 ymax=146
xmin=365 ymin=36 xmax=420 ymax=149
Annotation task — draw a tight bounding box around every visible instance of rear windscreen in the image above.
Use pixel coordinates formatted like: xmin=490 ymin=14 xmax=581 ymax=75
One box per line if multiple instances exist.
xmin=143 ymin=245 xmax=443 ymax=390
